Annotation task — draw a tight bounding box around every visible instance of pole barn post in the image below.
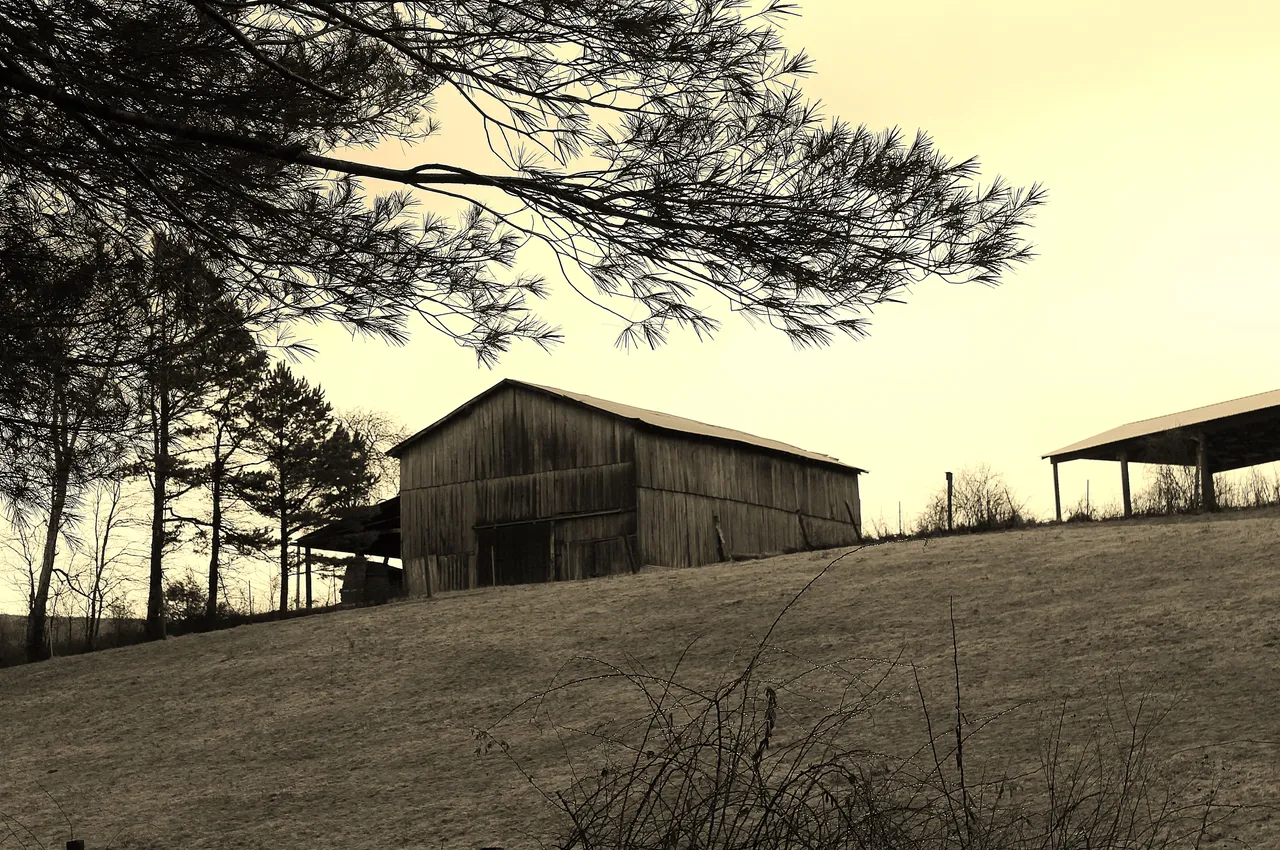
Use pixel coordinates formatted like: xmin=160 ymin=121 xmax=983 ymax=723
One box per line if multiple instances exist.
xmin=1052 ymin=461 xmax=1062 ymax=522
xmin=1119 ymin=452 xmax=1132 ymax=518
xmin=1197 ymin=433 xmax=1217 ymax=512
xmin=305 ymin=546 xmax=313 ymax=609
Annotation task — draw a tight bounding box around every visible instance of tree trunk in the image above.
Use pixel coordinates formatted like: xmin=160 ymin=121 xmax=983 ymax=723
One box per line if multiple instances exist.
xmin=278 ymin=506 xmax=289 ymax=614
xmin=144 ymin=388 xmax=170 ymax=641
xmin=205 ymin=456 xmax=224 ymax=626
xmin=24 ymin=458 xmax=71 ymax=663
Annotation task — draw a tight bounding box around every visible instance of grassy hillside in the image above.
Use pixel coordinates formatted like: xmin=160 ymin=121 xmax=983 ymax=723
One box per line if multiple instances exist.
xmin=2 ymin=511 xmax=1279 ymax=849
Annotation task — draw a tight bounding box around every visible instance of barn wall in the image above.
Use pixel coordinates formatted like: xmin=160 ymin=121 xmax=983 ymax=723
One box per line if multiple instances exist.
xmin=399 ymin=386 xmax=640 ymax=593
xmin=554 ymin=512 xmax=638 ymax=582
xmin=400 ymin=385 xmax=635 ymax=490
xmin=635 ymin=431 xmax=861 ymax=568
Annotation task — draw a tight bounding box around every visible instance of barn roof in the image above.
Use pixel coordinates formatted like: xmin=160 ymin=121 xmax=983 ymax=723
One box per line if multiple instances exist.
xmin=1043 ymin=387 xmax=1280 ymax=470
xmin=388 ymin=379 xmax=865 ymax=473
xmin=295 ymin=496 xmax=400 ymax=558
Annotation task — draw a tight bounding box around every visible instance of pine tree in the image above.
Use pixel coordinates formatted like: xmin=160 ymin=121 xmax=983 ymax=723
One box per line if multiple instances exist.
xmin=1 ymin=1 xmax=1043 ymax=361
xmin=196 ymin=332 xmax=271 ymax=625
xmin=238 ymin=364 xmax=375 ymax=614
xmin=129 ymin=237 xmax=264 ymax=641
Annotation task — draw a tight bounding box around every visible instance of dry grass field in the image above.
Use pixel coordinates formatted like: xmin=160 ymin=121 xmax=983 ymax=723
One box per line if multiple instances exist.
xmin=2 ymin=510 xmax=1279 ymax=849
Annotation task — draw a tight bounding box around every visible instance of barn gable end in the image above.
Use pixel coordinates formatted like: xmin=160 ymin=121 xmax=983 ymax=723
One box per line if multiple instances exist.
xmin=397 ymin=383 xmax=639 ymax=593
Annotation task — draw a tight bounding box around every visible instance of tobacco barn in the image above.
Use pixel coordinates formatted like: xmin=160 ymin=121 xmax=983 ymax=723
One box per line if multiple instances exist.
xmin=389 ymin=379 xmax=865 ymax=596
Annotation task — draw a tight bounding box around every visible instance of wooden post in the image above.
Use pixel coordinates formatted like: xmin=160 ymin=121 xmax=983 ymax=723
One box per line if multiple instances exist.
xmin=1197 ymin=434 xmax=1217 ymax=512
xmin=796 ymin=510 xmax=811 ymax=549
xmin=548 ymin=523 xmax=557 ymax=582
xmin=305 ymin=546 xmax=313 ymax=609
xmin=945 ymin=471 xmax=954 ymax=531
xmin=1052 ymin=461 xmax=1062 ymax=522
xmin=1119 ymin=453 xmax=1132 ymax=518
xmin=622 ymin=534 xmax=639 ymax=573
xmin=489 ymin=544 xmax=496 ymax=588
xmin=844 ymin=499 xmax=862 ymax=543
xmin=713 ymin=514 xmax=728 ymax=561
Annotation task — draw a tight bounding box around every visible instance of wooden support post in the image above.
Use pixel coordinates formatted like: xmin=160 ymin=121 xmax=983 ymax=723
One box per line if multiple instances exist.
xmin=489 ymin=545 xmax=496 ymax=588
xmin=548 ymin=523 xmax=557 ymax=582
xmin=845 ymin=500 xmax=862 ymax=543
xmin=1197 ymin=434 xmax=1217 ymax=512
xmin=945 ymin=471 xmax=954 ymax=531
xmin=1052 ymin=461 xmax=1062 ymax=523
xmin=796 ymin=510 xmax=811 ymax=549
xmin=713 ymin=514 xmax=728 ymax=561
xmin=622 ymin=534 xmax=639 ymax=574
xmin=305 ymin=546 xmax=313 ymax=609
xmin=1119 ymin=454 xmax=1132 ymax=518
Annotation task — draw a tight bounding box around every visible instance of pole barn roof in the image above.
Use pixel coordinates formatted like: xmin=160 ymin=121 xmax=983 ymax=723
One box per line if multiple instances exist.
xmin=1043 ymin=387 xmax=1280 ymax=470
xmin=388 ymin=378 xmax=866 ymax=473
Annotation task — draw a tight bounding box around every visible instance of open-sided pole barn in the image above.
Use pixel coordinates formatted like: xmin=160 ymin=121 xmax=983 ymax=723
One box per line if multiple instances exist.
xmin=1043 ymin=388 xmax=1280 ymax=519
xmin=388 ymin=379 xmax=865 ymax=596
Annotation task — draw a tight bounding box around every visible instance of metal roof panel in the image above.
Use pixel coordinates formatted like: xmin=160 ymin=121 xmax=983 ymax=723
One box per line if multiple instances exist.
xmin=1043 ymin=388 xmax=1280 ymax=460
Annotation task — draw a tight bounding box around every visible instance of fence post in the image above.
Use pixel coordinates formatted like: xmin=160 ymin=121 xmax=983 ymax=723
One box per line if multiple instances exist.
xmin=945 ymin=471 xmax=953 ymax=531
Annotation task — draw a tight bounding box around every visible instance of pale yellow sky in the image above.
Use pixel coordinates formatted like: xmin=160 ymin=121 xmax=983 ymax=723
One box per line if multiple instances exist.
xmin=295 ymin=0 xmax=1280 ymax=529
xmin=8 ymin=3 xmax=1277 ymax=614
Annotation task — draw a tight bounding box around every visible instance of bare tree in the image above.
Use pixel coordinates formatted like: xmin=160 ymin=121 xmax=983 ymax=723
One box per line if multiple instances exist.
xmin=0 ymin=227 xmax=137 ymax=662
xmin=339 ymin=408 xmax=408 ymax=502
xmin=55 ymin=479 xmax=144 ymax=650
xmin=1 ymin=513 xmax=41 ymax=616
xmin=0 ymin=0 xmax=1043 ymax=362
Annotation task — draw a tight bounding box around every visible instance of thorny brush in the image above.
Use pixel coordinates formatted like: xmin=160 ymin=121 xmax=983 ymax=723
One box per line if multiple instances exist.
xmin=476 ymin=547 xmax=1265 ymax=849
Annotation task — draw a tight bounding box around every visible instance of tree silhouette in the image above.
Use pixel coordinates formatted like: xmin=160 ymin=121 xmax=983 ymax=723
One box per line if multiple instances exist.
xmin=129 ymin=237 xmax=273 ymax=640
xmin=0 ymin=1 xmax=1043 ymax=361
xmin=0 ymin=222 xmax=136 ymax=661
xmin=237 ymin=363 xmax=375 ymax=614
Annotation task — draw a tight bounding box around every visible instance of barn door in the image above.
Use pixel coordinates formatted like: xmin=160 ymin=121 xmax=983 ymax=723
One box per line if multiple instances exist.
xmin=476 ymin=521 xmax=552 ymax=586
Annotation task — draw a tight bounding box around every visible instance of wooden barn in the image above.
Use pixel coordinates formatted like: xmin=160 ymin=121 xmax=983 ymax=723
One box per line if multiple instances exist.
xmin=389 ymin=379 xmax=865 ymax=596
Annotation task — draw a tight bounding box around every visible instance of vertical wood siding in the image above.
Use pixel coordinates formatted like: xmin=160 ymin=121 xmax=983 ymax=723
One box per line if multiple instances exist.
xmin=400 ymin=386 xmax=635 ymax=490
xmin=635 ymin=431 xmax=861 ymax=567
xmin=399 ymin=385 xmax=640 ymax=593
xmin=397 ymin=384 xmax=862 ymax=589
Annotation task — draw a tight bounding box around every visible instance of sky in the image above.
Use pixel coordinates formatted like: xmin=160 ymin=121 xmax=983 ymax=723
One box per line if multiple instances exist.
xmin=293 ymin=0 xmax=1280 ymax=531
xmin=5 ymin=1 xmax=1280 ymax=614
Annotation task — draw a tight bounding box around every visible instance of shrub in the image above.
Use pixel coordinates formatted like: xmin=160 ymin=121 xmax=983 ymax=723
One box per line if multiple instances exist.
xmin=162 ymin=573 xmax=239 ymax=631
xmin=915 ymin=465 xmax=1030 ymax=535
xmin=1133 ymin=465 xmax=1200 ymax=516
xmin=481 ymin=554 xmax=1240 ymax=849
